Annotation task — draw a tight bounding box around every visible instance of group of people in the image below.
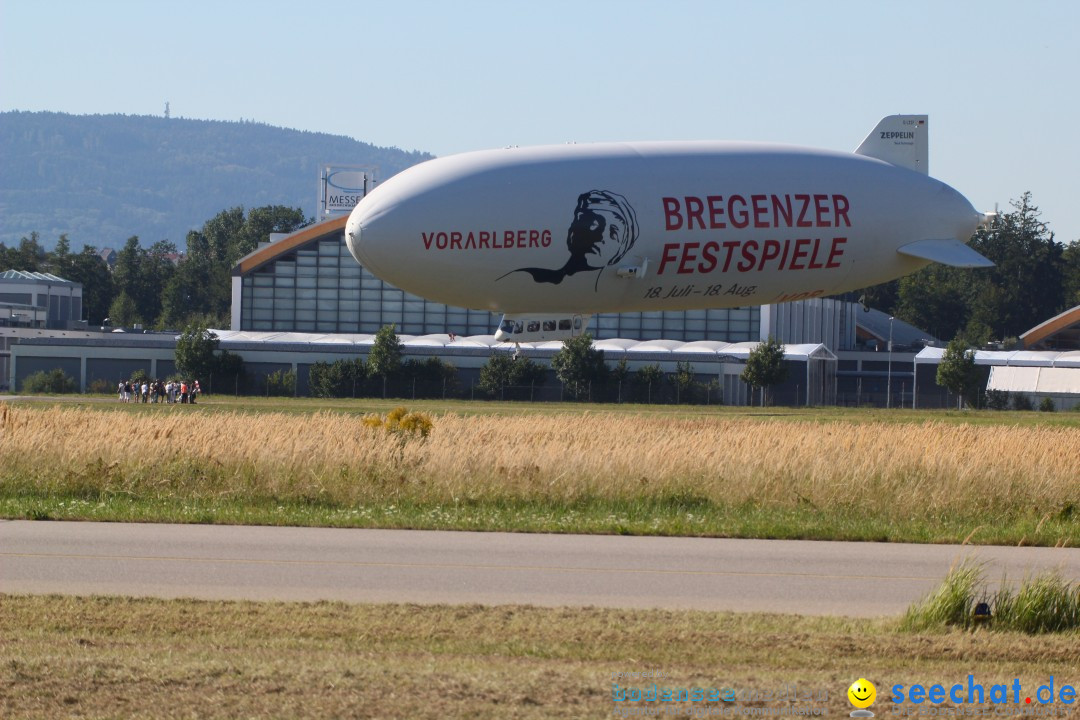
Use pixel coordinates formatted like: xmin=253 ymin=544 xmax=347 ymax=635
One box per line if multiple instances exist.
xmin=118 ymin=379 xmax=201 ymax=404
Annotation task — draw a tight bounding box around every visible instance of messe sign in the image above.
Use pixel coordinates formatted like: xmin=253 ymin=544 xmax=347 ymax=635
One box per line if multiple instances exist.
xmin=319 ymin=165 xmax=375 ymax=220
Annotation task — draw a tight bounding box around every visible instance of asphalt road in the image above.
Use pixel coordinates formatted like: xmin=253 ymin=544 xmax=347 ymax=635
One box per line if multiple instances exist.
xmin=2 ymin=520 xmax=1078 ymax=616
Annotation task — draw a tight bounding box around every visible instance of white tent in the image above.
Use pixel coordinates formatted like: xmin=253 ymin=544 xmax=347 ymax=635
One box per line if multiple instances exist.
xmin=914 ymin=348 xmax=1080 ymax=409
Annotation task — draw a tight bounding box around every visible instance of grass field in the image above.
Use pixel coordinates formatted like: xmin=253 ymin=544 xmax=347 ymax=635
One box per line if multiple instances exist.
xmin=13 ymin=392 xmax=1080 ymax=425
xmin=1 ymin=398 xmax=1078 ymax=545
xmin=2 ymin=594 xmax=1077 ymax=719
xmin=2 ymin=398 xmax=1078 ymax=718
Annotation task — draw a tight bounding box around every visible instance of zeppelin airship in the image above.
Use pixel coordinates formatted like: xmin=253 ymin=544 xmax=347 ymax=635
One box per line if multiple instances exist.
xmin=345 ymin=115 xmax=994 ymax=343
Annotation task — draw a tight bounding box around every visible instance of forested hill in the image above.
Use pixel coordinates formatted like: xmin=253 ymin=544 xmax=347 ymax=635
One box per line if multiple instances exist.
xmin=0 ymin=111 xmax=434 ymax=250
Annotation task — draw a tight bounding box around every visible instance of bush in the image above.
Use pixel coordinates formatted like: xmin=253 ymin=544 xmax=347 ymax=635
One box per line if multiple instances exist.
xmin=1038 ymin=397 xmax=1056 ymax=413
xmin=87 ymin=378 xmax=116 ymax=395
xmin=900 ymin=563 xmax=983 ymax=632
xmin=984 ymin=389 xmax=1009 ymax=411
xmin=214 ymin=349 xmax=246 ymax=389
xmin=310 ymin=358 xmax=365 ymax=398
xmin=477 ymin=353 xmax=546 ymax=399
xmin=402 ymin=357 xmax=457 ymax=398
xmin=635 ymin=364 xmax=665 ymax=388
xmin=265 ymin=369 xmax=295 ymax=397
xmin=633 ymin=364 xmax=665 ymax=403
xmin=1011 ymin=393 xmax=1034 ymax=411
xmin=992 ymin=572 xmax=1080 ymax=633
xmin=361 ymin=406 xmax=433 ymax=439
xmin=21 ymin=369 xmax=78 ymax=394
xmin=903 ymin=563 xmax=1080 ymax=634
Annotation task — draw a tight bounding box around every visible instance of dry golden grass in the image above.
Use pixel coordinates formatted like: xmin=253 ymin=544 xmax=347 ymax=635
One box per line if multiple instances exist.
xmin=2 ymin=594 xmax=1078 ymax=719
xmin=1 ymin=404 xmax=1077 ymax=519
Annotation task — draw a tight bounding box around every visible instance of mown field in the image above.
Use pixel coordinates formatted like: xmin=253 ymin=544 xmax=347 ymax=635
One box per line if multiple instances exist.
xmin=1 ymin=397 xmax=1077 ymax=545
xmin=2 ymin=595 xmax=1078 ymax=719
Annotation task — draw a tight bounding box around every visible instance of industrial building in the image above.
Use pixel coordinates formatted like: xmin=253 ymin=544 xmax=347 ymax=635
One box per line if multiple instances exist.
xmin=0 ymin=270 xmax=83 ymax=330
xmin=4 ymin=325 xmax=837 ymax=405
xmin=915 ymin=345 xmax=1080 ymax=410
xmin=1020 ymin=304 xmax=1080 ymax=351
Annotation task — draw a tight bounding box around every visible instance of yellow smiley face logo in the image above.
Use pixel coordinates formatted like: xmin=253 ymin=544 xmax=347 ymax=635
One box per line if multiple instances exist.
xmin=848 ymin=678 xmax=876 ymax=709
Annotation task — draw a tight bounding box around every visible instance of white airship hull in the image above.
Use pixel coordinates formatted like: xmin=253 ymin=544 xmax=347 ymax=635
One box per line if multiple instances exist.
xmin=346 ymin=118 xmax=987 ymax=333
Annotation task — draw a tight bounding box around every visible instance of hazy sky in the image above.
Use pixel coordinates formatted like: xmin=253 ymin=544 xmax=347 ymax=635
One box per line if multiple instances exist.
xmin=3 ymin=0 xmax=1078 ymax=242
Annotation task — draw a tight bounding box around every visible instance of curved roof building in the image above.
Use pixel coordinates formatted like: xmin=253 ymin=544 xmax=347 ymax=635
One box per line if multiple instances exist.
xmin=1020 ymin=304 xmax=1080 ymax=350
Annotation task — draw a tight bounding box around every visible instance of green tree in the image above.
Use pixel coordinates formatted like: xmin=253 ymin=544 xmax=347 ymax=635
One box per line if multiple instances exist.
xmin=935 ymin=337 xmax=979 ymax=409
xmin=634 ymin=363 xmax=665 ymax=403
xmin=894 ymin=264 xmax=972 ymax=341
xmin=402 ymin=357 xmax=457 ymax=397
xmin=186 ymin=205 xmax=309 ymax=267
xmin=477 ymin=353 xmax=546 ymax=398
xmin=671 ymin=360 xmax=696 ymax=403
xmin=966 ymin=193 xmax=1063 ymax=339
xmin=171 ymin=206 xmax=309 ymax=327
xmin=73 ymin=247 xmax=115 ymax=325
xmin=213 ymin=348 xmax=245 ymax=393
xmin=630 ymin=362 xmax=665 ymax=403
xmin=550 ymin=333 xmax=606 ymax=400
xmin=233 ymin=205 xmax=310 ymax=262
xmin=160 ymin=252 xmax=230 ymax=328
xmin=0 ymin=232 xmax=45 ymax=271
xmin=174 ymin=323 xmax=221 ymax=381
xmin=265 ymin=369 xmax=296 ymax=397
xmin=21 ymin=368 xmax=78 ymax=394
xmin=51 ymin=233 xmax=71 ymax=266
xmin=741 ymin=337 xmax=788 ymax=406
xmin=143 ymin=240 xmax=179 ymax=324
xmin=310 ymin=358 xmax=366 ymax=398
xmin=44 ymin=241 xmax=115 ymax=325
xmin=477 ymin=353 xmax=516 ymax=397
xmin=610 ymin=357 xmax=631 ymax=384
xmin=367 ymin=324 xmax=403 ymax=395
xmin=512 ymin=355 xmax=548 ymax=388
xmin=855 ymin=280 xmax=900 ymax=317
xmin=610 ymin=357 xmax=632 ymax=402
xmin=186 ymin=207 xmax=245 ymax=266
xmin=107 ymin=291 xmax=143 ymax=327
xmin=112 ymin=237 xmax=146 ymax=313
xmin=111 ymin=236 xmax=177 ymax=326
xmin=875 ymin=193 xmax=1071 ymax=342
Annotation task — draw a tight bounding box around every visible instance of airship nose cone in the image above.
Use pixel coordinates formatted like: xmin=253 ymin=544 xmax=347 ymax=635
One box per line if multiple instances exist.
xmin=345 ymin=205 xmax=380 ymax=277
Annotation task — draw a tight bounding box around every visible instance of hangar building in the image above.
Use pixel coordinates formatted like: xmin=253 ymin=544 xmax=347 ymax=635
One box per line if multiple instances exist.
xmin=5 ymin=325 xmax=837 ymax=405
xmin=1020 ymin=304 xmax=1080 ymax=351
xmin=0 ymin=270 xmax=83 ymax=330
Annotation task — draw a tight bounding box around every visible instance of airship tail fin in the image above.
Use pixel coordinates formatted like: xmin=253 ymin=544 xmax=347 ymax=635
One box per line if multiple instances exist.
xmin=855 ymin=115 xmax=928 ymax=175
xmin=898 ymin=238 xmax=994 ymax=268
